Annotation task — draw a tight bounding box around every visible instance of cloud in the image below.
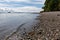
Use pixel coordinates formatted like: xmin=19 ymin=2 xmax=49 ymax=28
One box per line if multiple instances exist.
xmin=13 ymin=6 xmax=43 ymax=12
xmin=0 ymin=6 xmax=43 ymax=12
xmin=0 ymin=3 xmax=13 ymax=7
xmin=0 ymin=0 xmax=45 ymax=12
xmin=0 ymin=0 xmax=28 ymax=2
xmin=0 ymin=0 xmax=45 ymax=4
xmin=0 ymin=3 xmax=24 ymax=7
xmin=28 ymin=0 xmax=45 ymax=4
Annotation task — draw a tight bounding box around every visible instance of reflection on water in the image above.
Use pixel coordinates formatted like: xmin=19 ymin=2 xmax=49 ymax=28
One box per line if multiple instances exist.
xmin=0 ymin=13 xmax=39 ymax=40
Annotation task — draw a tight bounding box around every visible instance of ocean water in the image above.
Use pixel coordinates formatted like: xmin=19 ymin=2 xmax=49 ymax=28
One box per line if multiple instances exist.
xmin=0 ymin=13 xmax=39 ymax=40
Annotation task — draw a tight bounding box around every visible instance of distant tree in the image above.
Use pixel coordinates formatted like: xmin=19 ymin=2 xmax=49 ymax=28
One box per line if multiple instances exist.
xmin=43 ymin=0 xmax=60 ymax=12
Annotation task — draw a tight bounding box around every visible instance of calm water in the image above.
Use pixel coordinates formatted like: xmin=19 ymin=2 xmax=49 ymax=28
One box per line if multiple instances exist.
xmin=0 ymin=13 xmax=39 ymax=40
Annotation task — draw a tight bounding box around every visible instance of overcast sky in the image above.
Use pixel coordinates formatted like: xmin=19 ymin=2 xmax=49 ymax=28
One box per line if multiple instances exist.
xmin=0 ymin=0 xmax=45 ymax=12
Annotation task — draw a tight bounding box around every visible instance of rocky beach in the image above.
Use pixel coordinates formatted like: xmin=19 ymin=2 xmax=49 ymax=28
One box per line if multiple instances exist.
xmin=37 ymin=12 xmax=60 ymax=40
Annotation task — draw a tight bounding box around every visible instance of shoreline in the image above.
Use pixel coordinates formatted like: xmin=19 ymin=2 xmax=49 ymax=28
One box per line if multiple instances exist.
xmin=6 ymin=12 xmax=60 ymax=40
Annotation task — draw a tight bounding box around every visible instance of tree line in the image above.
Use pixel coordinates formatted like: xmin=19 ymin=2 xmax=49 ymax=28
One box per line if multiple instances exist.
xmin=43 ymin=0 xmax=60 ymax=12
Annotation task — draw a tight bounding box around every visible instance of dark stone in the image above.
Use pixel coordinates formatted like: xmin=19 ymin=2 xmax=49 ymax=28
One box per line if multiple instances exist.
xmin=38 ymin=31 xmax=42 ymax=35
xmin=57 ymin=14 xmax=60 ymax=16
xmin=56 ymin=38 xmax=60 ymax=40
xmin=37 ymin=30 xmax=43 ymax=35
xmin=20 ymin=39 xmax=23 ymax=40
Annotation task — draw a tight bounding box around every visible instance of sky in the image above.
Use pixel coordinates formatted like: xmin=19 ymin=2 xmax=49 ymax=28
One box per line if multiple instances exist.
xmin=0 ymin=0 xmax=45 ymax=12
